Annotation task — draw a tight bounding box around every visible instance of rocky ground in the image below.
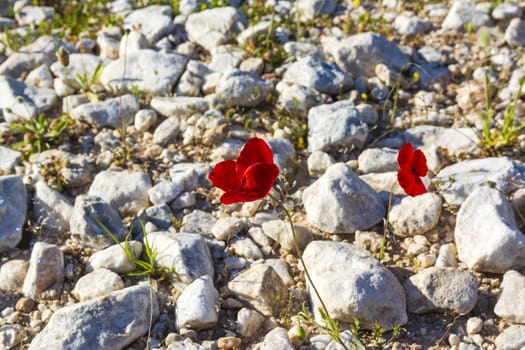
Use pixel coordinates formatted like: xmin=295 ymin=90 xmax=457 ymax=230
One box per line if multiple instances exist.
xmin=1 ymin=0 xmax=525 ymax=349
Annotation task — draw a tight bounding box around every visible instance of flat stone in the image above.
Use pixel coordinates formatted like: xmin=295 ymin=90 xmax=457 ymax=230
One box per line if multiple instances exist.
xmin=282 ymin=56 xmax=353 ymax=95
xmin=303 ymin=163 xmax=385 ymax=234
xmin=151 ymin=96 xmax=209 ymax=118
xmin=404 ymin=267 xmax=479 ymax=314
xmin=70 ymin=94 xmax=139 ymax=128
xmin=436 ymin=157 xmax=525 ymax=206
xmin=389 ymin=193 xmax=442 ymax=237
xmin=307 ymin=101 xmax=377 ymax=152
xmin=303 ymin=241 xmax=407 ymax=330
xmin=100 ymin=49 xmax=187 ymax=95
xmin=123 ymin=5 xmax=174 ymax=44
xmin=215 ymin=70 xmax=272 ymax=107
xmin=442 ymin=1 xmax=492 ymax=30
xmin=180 ymin=210 xmax=216 ymax=234
xmin=322 ymin=32 xmax=410 ymax=77
xmin=455 ymin=187 xmax=525 ymax=273
xmin=393 ymin=14 xmax=431 ymax=36
xmin=0 ymin=175 xmax=27 ymax=252
xmin=153 ymin=117 xmax=181 ymax=145
xmin=0 ymin=76 xmax=57 ymax=122
xmin=22 ymin=242 xmax=64 ymax=300
xmin=32 ymin=180 xmax=74 ymax=235
xmin=88 ymin=169 xmax=152 ymax=216
xmin=28 ymin=285 xmax=159 ymax=350
xmin=492 ymin=3 xmax=522 ymax=20
xmin=495 ymin=270 xmax=525 ymax=323
xmin=15 ymin=5 xmax=53 ymax=26
xmin=185 ymin=7 xmax=247 ymax=52
xmin=357 ymin=147 xmax=399 ymax=173
xmin=228 ymin=264 xmax=287 ymax=317
xmin=72 ymin=268 xmax=124 ymax=301
xmin=175 ymin=275 xmax=219 ymax=330
xmin=87 ymin=241 xmax=143 ymax=274
xmin=69 ymin=195 xmax=126 ymax=250
xmin=148 ymin=231 xmax=214 ymax=284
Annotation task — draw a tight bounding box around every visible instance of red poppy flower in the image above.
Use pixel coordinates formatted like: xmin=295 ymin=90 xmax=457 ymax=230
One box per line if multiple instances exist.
xmin=397 ymin=143 xmax=428 ymax=197
xmin=209 ymin=137 xmax=280 ymax=204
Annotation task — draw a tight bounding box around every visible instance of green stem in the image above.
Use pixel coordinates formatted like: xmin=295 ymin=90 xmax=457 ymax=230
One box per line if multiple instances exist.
xmin=268 ymin=193 xmax=350 ymax=350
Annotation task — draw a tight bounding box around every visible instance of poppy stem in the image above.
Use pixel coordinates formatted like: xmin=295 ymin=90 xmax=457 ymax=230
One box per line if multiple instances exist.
xmin=268 ymin=193 xmax=351 ymax=350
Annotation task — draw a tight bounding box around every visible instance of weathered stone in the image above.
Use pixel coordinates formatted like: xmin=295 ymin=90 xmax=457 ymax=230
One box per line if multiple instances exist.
xmin=28 ymin=285 xmax=159 ymax=350
xmin=303 ymin=163 xmax=385 ymax=234
xmin=148 ymin=231 xmax=214 ymax=284
xmin=404 ymin=267 xmax=479 ymax=314
xmin=303 ymin=241 xmax=407 ymax=330
xmin=228 ymin=264 xmax=287 ymax=317
xmin=455 ymin=187 xmax=525 ymax=273
xmin=389 ymin=193 xmax=442 ymax=237
xmin=22 ymin=242 xmax=64 ymax=299
xmin=175 ymin=275 xmax=219 ymax=330
xmin=72 ymin=268 xmax=124 ymax=301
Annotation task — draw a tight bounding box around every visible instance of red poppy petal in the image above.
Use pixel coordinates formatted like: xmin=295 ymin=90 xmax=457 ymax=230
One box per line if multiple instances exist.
xmin=208 ymin=160 xmax=241 ymax=192
xmin=241 ymin=163 xmax=280 ymax=197
xmin=412 ymin=149 xmax=428 ymax=177
xmin=220 ymin=191 xmax=262 ymax=204
xmin=236 ymin=137 xmax=275 ymax=175
xmin=397 ymin=168 xmax=427 ymax=197
xmin=397 ymin=143 xmax=415 ymax=167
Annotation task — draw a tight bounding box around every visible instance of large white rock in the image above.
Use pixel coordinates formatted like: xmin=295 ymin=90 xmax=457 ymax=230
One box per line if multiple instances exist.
xmin=455 ymin=187 xmax=525 ymax=273
xmin=100 ymin=49 xmax=187 ymax=95
xmin=72 ymin=268 xmax=124 ymax=302
xmin=435 ymin=157 xmax=525 ymax=206
xmin=123 ymin=5 xmax=174 ymax=44
xmin=88 ymin=169 xmax=152 ymax=216
xmin=175 ymin=275 xmax=219 ymax=330
xmin=404 ymin=267 xmax=479 ymax=314
xmin=303 ymin=163 xmax=385 ymax=234
xmin=282 ymin=56 xmax=353 ymax=95
xmin=389 ymin=193 xmax=442 ymax=237
xmin=307 ymin=101 xmax=377 ymax=152
xmin=185 ymin=7 xmax=247 ymax=52
xmin=321 ymin=32 xmax=410 ymax=77
xmin=303 ymin=241 xmax=407 ymax=330
xmin=28 ymin=285 xmax=158 ymax=350
xmin=148 ymin=231 xmax=214 ymax=284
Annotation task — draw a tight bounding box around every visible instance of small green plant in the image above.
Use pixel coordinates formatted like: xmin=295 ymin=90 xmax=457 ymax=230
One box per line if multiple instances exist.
xmin=350 ymin=317 xmax=361 ymax=338
xmin=371 ymin=321 xmax=385 ymax=343
xmin=91 ymin=214 xmax=173 ymax=278
xmin=64 ymin=61 xmax=104 ymax=94
xmin=480 ymin=72 xmax=525 ymax=150
xmin=9 ymin=114 xmax=69 ymax=159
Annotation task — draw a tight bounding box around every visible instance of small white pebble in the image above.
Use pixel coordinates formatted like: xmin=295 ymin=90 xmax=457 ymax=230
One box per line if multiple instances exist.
xmin=472 ymin=333 xmax=484 ymax=346
xmin=1 ymin=307 xmax=14 ymax=317
xmin=41 ymin=309 xmax=53 ymax=322
xmin=467 ymin=316 xmax=483 ymax=334
xmin=417 ymin=253 xmax=436 ymax=268
xmin=449 ymin=333 xmax=460 ymax=346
